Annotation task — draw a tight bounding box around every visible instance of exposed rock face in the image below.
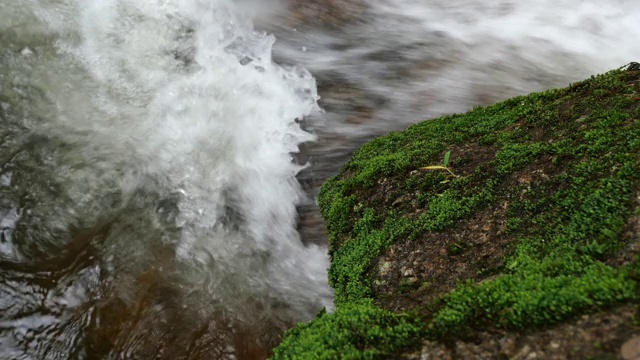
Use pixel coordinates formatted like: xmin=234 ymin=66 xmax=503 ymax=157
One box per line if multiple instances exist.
xmin=273 ymin=65 xmax=640 ymax=359
xmin=409 ymin=305 xmax=638 ymax=360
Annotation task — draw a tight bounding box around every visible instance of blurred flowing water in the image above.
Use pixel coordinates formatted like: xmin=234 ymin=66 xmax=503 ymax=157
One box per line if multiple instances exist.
xmin=0 ymin=0 xmax=639 ymax=359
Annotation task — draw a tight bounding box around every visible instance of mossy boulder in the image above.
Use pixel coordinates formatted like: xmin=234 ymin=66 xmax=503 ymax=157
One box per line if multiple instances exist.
xmin=273 ymin=65 xmax=640 ymax=359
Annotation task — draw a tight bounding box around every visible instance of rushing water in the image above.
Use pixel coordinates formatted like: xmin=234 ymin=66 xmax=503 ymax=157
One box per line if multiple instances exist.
xmin=0 ymin=1 xmax=330 ymax=358
xmin=1 ymin=0 xmax=639 ymax=359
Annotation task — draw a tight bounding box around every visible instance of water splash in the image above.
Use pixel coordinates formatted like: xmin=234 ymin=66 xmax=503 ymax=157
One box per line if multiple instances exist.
xmin=0 ymin=0 xmax=331 ymax=358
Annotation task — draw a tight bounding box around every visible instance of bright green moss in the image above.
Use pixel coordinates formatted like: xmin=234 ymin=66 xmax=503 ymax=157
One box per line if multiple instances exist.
xmin=271 ymin=300 xmax=423 ymax=360
xmin=329 ymin=211 xmax=412 ymax=302
xmin=494 ymin=142 xmax=550 ymax=174
xmin=432 ymin=263 xmax=637 ymax=333
xmin=429 ymin=173 xmax=637 ymax=334
xmin=414 ymin=179 xmax=496 ymax=234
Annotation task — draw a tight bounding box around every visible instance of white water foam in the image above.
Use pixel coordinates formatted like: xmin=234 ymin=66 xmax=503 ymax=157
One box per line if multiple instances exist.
xmin=1 ymin=0 xmax=331 ymax=356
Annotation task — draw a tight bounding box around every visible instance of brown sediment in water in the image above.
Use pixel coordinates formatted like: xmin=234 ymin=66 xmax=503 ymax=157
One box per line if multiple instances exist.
xmin=0 ymin=221 xmax=295 ymax=359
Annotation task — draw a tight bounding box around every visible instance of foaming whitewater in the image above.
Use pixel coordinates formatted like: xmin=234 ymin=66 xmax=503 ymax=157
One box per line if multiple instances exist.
xmin=63 ymin=0 xmax=332 ymax=307
xmin=0 ymin=0 xmax=330 ymax=358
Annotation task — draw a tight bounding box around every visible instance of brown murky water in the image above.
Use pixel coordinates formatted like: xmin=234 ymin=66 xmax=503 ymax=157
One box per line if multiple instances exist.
xmin=1 ymin=0 xmax=639 ymax=359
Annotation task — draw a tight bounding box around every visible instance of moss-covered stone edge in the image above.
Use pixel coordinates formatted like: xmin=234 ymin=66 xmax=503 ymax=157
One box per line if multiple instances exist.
xmin=272 ymin=299 xmax=423 ymax=359
xmin=272 ymin=66 xmax=640 ymax=359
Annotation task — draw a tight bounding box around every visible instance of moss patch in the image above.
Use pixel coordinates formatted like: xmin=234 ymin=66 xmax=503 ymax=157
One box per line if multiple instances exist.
xmin=271 ymin=300 xmax=423 ymax=360
xmin=274 ymin=66 xmax=640 ymax=358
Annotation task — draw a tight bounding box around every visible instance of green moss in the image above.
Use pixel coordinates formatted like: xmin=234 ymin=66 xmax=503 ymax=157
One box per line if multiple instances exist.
xmin=271 ymin=300 xmax=423 ymax=360
xmin=413 ymin=178 xmax=496 ymax=234
xmin=494 ymin=142 xmax=550 ymax=174
xmin=274 ymin=67 xmax=640 ymax=357
xmin=432 ymin=263 xmax=637 ymax=333
xmin=329 ymin=211 xmax=412 ymax=302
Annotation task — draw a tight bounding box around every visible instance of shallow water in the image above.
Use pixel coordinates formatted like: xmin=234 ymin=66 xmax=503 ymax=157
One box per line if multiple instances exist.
xmin=0 ymin=0 xmax=639 ymax=358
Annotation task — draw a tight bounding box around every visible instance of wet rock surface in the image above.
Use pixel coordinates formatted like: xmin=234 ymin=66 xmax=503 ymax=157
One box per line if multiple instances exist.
xmin=409 ymin=305 xmax=640 ymax=360
xmin=622 ymin=335 xmax=640 ymax=360
xmin=274 ymin=67 xmax=640 ymax=358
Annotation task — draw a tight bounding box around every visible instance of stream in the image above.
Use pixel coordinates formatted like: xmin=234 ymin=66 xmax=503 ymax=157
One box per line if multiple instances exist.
xmin=0 ymin=0 xmax=638 ymax=359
